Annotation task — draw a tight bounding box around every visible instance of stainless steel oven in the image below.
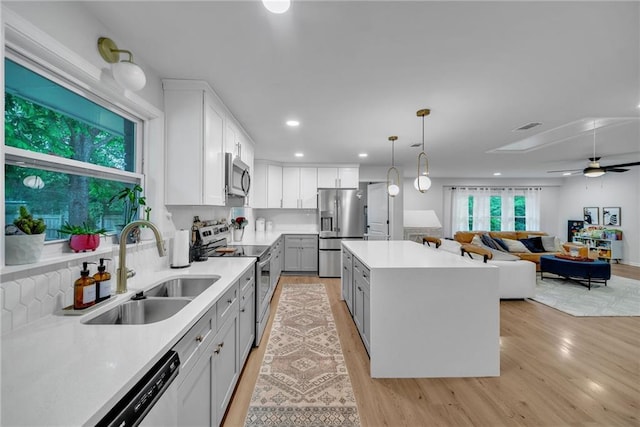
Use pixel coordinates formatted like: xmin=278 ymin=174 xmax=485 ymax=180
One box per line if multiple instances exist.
xmin=195 ymin=222 xmax=273 ymax=345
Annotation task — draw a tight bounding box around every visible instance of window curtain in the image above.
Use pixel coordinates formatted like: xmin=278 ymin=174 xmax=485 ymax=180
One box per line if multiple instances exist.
xmin=472 ymin=188 xmax=492 ymax=230
xmin=450 ymin=186 xmax=542 ymax=234
xmin=450 ymin=187 xmax=470 ymax=235
xmin=501 ymin=187 xmax=518 ymax=231
xmin=525 ymin=187 xmax=541 ymax=230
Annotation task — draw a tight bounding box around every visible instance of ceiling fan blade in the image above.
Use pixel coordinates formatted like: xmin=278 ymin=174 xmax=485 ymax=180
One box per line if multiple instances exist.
xmin=602 ymin=161 xmax=640 ymax=169
xmin=605 ymin=168 xmax=629 ymax=173
xmin=546 ymin=169 xmax=581 ymax=173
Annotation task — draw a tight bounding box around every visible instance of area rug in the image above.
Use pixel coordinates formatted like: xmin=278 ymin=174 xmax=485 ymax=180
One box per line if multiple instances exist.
xmin=532 ymin=274 xmax=640 ymax=316
xmin=244 ymin=283 xmax=361 ymax=426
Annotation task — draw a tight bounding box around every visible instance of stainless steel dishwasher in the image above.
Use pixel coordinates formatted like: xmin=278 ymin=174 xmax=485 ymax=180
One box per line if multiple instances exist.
xmin=96 ymin=350 xmax=180 ymax=427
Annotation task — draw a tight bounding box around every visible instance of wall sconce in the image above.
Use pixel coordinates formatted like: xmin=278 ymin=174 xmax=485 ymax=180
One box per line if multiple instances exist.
xmin=97 ymin=37 xmax=146 ymax=91
xmin=414 ymin=108 xmax=432 ymax=192
xmin=387 ymin=136 xmax=400 ymax=197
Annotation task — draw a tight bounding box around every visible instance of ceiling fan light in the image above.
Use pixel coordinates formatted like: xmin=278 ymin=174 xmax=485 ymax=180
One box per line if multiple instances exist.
xmin=584 ymin=167 xmax=605 ymax=178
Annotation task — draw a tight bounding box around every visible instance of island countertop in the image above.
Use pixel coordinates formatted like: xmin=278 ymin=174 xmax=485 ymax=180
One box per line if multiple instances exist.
xmin=341 ymin=240 xmax=490 ymax=269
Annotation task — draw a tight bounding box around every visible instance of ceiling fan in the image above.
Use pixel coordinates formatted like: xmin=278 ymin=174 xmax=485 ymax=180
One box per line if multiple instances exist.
xmin=547 ymin=120 xmax=640 ymax=177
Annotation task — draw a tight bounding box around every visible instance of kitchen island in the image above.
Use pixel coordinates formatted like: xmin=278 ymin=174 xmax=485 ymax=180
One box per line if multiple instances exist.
xmin=342 ymin=240 xmax=500 ymax=378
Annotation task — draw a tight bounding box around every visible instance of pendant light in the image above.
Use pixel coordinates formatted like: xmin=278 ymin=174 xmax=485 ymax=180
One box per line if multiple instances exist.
xmin=584 ymin=119 xmax=605 ymax=178
xmin=387 ymin=136 xmax=400 ymax=197
xmin=414 ymin=108 xmax=432 ymax=192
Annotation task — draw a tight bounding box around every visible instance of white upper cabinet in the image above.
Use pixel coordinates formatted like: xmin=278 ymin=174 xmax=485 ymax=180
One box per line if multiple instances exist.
xmin=164 ymin=80 xmax=225 ymax=205
xmin=225 ymin=121 xmax=254 ymax=166
xmin=317 ymin=167 xmax=359 ymax=188
xmin=282 ymin=167 xmax=318 ymax=209
xmin=253 ymin=161 xmax=283 ymax=208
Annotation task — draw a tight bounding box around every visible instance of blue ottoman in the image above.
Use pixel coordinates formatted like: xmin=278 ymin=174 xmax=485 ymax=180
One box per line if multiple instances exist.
xmin=539 ymin=255 xmax=611 ymax=290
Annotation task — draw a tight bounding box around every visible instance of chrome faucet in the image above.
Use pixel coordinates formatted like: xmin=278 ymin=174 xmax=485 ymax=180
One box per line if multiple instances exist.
xmin=117 ymin=220 xmax=166 ymax=294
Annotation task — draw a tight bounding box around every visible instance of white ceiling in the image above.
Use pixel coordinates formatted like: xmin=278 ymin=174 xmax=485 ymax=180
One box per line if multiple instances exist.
xmin=81 ymin=1 xmax=640 ymax=178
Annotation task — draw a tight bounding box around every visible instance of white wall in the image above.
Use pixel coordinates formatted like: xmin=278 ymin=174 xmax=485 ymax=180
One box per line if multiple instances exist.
xmin=556 ymin=169 xmax=639 ymax=266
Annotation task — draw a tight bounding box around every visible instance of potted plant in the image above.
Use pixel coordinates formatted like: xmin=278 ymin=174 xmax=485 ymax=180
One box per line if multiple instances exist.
xmin=231 ymin=216 xmax=248 ymax=241
xmin=57 ymin=221 xmax=107 ymax=253
xmin=4 ymin=206 xmax=47 ymax=265
xmin=109 ymin=184 xmax=146 ymax=243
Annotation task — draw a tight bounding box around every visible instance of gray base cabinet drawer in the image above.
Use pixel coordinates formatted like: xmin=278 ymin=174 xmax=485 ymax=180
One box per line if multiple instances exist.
xmin=217 ymin=283 xmax=239 ymax=327
xmin=173 ymin=305 xmax=216 ymax=382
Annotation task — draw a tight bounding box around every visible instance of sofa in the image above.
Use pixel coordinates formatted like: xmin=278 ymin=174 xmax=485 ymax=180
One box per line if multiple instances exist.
xmin=435 ymin=238 xmax=536 ymax=299
xmin=454 ymin=231 xmax=562 ymax=271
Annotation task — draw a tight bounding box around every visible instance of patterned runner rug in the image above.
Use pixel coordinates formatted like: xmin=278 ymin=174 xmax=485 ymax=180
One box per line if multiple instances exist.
xmin=532 ymin=274 xmax=640 ymax=316
xmin=244 ymin=283 xmax=361 ymax=426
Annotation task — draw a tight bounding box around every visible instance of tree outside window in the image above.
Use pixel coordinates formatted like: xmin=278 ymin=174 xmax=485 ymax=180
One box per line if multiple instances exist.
xmin=4 ymin=58 xmax=141 ymax=241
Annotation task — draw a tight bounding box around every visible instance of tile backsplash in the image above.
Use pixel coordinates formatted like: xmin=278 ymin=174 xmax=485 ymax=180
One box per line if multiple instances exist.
xmin=1 ymin=242 xmax=169 ymax=335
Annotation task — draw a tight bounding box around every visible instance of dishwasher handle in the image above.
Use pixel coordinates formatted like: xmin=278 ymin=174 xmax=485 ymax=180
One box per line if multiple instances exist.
xmin=96 ymin=350 xmax=180 ymax=427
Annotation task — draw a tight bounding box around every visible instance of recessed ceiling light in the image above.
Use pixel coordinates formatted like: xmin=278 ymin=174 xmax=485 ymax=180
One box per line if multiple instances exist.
xmin=262 ymin=0 xmax=290 ymax=14
xmin=493 ymin=172 xmax=502 ymax=176
xmin=286 ymin=120 xmax=300 ymax=127
xmin=563 ymin=172 xmax=572 ymax=176
xmin=294 ymin=152 xmax=304 ymax=157
xmin=358 ymin=153 xmax=368 ymax=158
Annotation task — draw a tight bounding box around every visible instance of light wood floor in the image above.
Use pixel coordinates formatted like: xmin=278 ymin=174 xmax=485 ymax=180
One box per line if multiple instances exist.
xmin=224 ymin=265 xmax=640 ymax=426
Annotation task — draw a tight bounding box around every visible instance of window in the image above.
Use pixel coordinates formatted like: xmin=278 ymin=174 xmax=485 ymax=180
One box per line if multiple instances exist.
xmin=451 ymin=187 xmax=540 ymax=234
xmin=4 ymin=56 xmax=143 ymax=241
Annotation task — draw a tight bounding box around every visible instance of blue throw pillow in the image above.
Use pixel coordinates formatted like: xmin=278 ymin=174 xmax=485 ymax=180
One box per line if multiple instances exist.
xmin=519 ymin=236 xmax=546 ymax=253
xmin=492 ymin=237 xmax=510 ymax=252
xmin=480 ymin=233 xmax=501 ymax=250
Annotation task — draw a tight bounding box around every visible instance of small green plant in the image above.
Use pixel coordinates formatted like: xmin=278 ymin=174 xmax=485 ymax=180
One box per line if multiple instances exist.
xmin=13 ymin=206 xmax=46 ymax=235
xmin=57 ymin=221 xmax=107 ymax=236
xmin=109 ymin=184 xmax=147 ymax=225
xmin=144 ymin=207 xmax=152 ymax=221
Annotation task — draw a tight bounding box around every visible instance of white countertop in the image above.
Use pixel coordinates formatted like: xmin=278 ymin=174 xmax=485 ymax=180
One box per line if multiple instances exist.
xmin=228 ymin=229 xmax=318 ymax=246
xmin=1 ymin=257 xmax=255 ymax=426
xmin=342 ymin=240 xmax=496 ymax=270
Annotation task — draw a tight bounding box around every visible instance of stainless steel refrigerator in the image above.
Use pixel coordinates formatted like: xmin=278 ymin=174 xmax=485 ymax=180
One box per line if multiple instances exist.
xmin=318 ymin=188 xmax=364 ymax=277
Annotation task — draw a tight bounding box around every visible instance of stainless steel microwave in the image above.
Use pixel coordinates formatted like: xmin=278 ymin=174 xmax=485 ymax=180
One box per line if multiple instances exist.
xmin=225 ymin=153 xmax=251 ymax=198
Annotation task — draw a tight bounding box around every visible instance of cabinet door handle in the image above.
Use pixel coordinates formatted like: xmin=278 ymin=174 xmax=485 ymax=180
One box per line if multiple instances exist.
xmin=214 ymin=342 xmax=224 ymax=354
xmin=227 ymin=299 xmax=233 ymax=304
xmin=195 ymin=335 xmax=204 ymax=342
xmin=357 ymin=286 xmax=362 ymax=291
xmin=241 ymin=308 xmax=246 ymax=313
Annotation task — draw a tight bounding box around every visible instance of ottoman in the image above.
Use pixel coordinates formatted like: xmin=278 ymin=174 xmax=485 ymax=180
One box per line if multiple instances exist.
xmin=539 ymin=255 xmax=611 ymax=290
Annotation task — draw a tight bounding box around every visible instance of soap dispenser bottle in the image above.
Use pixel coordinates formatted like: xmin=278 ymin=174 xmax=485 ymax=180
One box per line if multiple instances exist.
xmin=94 ymin=258 xmax=112 ymax=303
xmin=74 ymin=262 xmax=96 ymax=310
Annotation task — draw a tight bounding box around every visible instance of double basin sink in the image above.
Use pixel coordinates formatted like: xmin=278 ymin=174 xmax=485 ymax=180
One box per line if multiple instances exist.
xmin=83 ymin=276 xmax=220 ymax=325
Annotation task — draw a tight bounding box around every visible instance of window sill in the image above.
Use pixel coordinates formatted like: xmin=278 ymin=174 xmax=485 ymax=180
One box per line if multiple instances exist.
xmin=1 ymin=239 xmax=158 ymax=282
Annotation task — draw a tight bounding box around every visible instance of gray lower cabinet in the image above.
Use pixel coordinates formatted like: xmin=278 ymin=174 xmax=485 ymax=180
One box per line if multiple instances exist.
xmin=176 ymin=267 xmax=254 ymax=426
xmin=342 ymin=249 xmax=353 ymax=314
xmin=351 ymin=257 xmax=371 ymax=354
xmin=214 ymin=312 xmax=239 ymax=426
xmin=284 ymin=235 xmax=318 ymax=272
xmin=239 ymin=269 xmax=255 ymax=365
xmin=176 ymin=305 xmax=217 ymax=427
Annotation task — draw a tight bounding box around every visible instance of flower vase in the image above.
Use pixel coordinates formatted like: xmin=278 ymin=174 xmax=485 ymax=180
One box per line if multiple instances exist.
xmin=233 ymin=228 xmax=244 ymax=242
